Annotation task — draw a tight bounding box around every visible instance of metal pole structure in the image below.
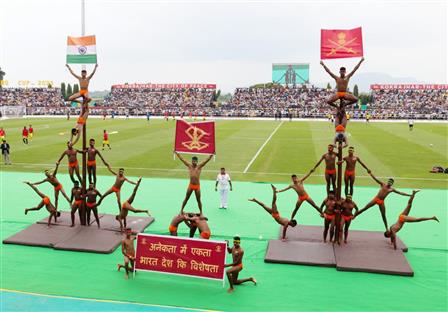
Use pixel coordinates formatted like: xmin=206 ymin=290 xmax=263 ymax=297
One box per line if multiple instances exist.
xmin=334 ymin=99 xmax=344 ymax=244
xmin=79 ymin=0 xmax=87 ymax=225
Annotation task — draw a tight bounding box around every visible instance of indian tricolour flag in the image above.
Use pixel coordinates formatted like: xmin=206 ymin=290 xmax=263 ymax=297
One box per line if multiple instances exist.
xmin=66 ymin=35 xmax=97 ymax=64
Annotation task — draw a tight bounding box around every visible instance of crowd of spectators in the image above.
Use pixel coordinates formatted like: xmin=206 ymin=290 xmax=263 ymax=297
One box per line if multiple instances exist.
xmin=1 ymin=85 xmax=447 ymax=120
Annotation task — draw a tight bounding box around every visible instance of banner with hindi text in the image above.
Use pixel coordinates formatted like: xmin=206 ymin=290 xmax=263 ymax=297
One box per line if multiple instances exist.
xmin=135 ymin=234 xmax=227 ymax=281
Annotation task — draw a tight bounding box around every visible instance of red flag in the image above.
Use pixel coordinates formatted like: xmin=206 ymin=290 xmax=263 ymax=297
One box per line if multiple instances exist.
xmin=321 ymin=27 xmax=363 ymax=60
xmin=174 ymin=119 xmax=215 ymax=155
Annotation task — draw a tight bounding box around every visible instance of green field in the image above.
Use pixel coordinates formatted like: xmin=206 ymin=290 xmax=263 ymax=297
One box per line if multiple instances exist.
xmin=0 ymin=118 xmax=447 ymax=189
xmin=1 ymin=117 xmax=447 ymax=311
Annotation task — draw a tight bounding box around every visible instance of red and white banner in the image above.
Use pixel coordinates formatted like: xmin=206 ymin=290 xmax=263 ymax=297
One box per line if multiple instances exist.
xmin=321 ymin=27 xmax=363 ymax=60
xmin=135 ymin=234 xmax=227 ymax=281
xmin=111 ymin=83 xmax=216 ymax=89
xmin=174 ymin=120 xmax=215 ymax=155
xmin=370 ymin=84 xmax=448 ymax=90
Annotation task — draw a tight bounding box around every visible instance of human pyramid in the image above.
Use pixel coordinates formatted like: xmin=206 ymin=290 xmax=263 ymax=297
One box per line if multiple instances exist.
xmin=23 ymin=64 xmax=150 ymax=230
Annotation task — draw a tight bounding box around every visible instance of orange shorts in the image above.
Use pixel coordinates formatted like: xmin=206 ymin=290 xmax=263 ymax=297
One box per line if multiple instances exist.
xmin=112 ymin=186 xmax=121 ymax=193
xmin=169 ymin=225 xmax=178 ymax=233
xmin=80 ymin=89 xmax=88 ymax=96
xmin=342 ymin=215 xmax=353 ymax=222
xmin=43 ymin=196 xmax=50 ymax=205
xmin=68 ymin=160 xmax=78 ymax=168
xmin=271 ymin=212 xmax=281 ymax=221
xmin=74 ymin=199 xmax=83 ymax=206
xmin=337 ymin=92 xmax=347 ymax=98
xmin=398 ymin=214 xmax=406 ymax=223
xmin=345 ymin=170 xmax=355 ymax=177
xmin=299 ymin=193 xmax=309 ymax=201
xmin=77 ymin=117 xmax=85 ymax=125
xmin=335 ymin=125 xmax=345 ymax=133
xmin=54 ymin=184 xmax=63 ymax=191
xmin=374 ymin=197 xmax=384 ymax=205
xmin=324 ymin=213 xmax=335 ymax=221
xmin=325 ymin=169 xmax=336 ymax=175
xmin=188 ymin=183 xmax=200 ymax=191
xmin=87 ymin=160 xmax=96 ymax=167
xmin=233 ymin=263 xmax=243 ymax=269
xmin=86 ymin=202 xmax=96 ymax=208
xmin=200 ymin=231 xmax=211 ymax=239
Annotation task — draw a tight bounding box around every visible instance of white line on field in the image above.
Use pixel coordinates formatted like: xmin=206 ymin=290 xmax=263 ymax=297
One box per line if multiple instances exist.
xmin=243 ymin=121 xmax=284 ymax=173
xmin=3 ymin=162 xmax=448 ymax=182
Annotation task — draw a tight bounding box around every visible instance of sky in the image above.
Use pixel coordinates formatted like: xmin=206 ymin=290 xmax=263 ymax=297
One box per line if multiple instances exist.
xmin=1 ymin=0 xmax=447 ymax=92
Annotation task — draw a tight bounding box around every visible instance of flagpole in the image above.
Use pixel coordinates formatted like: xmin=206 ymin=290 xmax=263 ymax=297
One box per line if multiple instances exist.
xmin=80 ymin=0 xmax=87 ymax=225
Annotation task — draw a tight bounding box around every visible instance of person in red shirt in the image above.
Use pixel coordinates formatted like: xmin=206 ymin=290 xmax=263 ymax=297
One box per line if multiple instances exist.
xmin=102 ymin=129 xmax=111 ymax=150
xmin=22 ymin=126 xmax=29 ymax=144
xmin=28 ymin=125 xmax=34 ymax=141
xmin=0 ymin=127 xmax=6 ymax=140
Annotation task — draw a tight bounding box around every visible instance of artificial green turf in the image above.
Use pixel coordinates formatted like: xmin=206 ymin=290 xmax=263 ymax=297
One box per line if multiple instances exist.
xmin=0 ymin=118 xmax=446 ymax=189
xmin=1 ymin=172 xmax=447 ymax=311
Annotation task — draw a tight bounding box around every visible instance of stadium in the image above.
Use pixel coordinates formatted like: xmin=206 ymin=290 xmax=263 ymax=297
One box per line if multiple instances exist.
xmin=0 ymin=1 xmax=447 ymax=311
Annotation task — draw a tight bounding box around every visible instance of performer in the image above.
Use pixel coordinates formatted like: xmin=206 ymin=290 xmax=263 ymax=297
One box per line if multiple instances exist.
xmin=338 ymin=146 xmax=370 ymax=196
xmin=56 ymin=141 xmax=83 ymax=184
xmin=116 ymin=178 xmax=150 ymax=231
xmin=98 ymin=167 xmax=139 ymax=213
xmin=86 ymin=138 xmax=109 ymax=185
xmin=215 ymin=167 xmax=233 ymax=209
xmin=225 ymin=236 xmax=256 ymax=294
xmin=249 ymin=184 xmax=297 ymax=241
xmin=184 ymin=213 xmax=211 ymax=239
xmin=169 ymin=213 xmax=191 ymax=236
xmin=85 ymin=183 xmax=102 ymax=227
xmin=70 ymin=181 xmax=83 ymax=227
xmin=31 ymin=164 xmax=71 ymax=211
xmin=117 ymin=228 xmax=136 ymax=279
xmin=24 ymin=182 xmax=60 ymax=226
xmin=320 ymin=58 xmax=364 ymax=107
xmin=0 ymin=127 xmax=6 ymax=141
xmin=66 ymin=63 xmax=98 ymax=103
xmin=384 ymin=190 xmax=438 ymax=249
xmin=175 ymin=151 xmax=213 ymax=215
xmin=354 ymin=173 xmax=412 ymax=230
xmin=277 ymin=173 xmax=323 ymax=221
xmin=320 ymin=191 xmax=337 ymax=243
xmin=339 ymin=195 xmax=359 ymax=244
xmin=22 ymin=126 xmax=28 ymax=144
xmin=70 ymin=99 xmax=90 ymax=146
xmin=312 ymin=144 xmax=338 ymax=194
xmin=28 ymin=124 xmax=34 ymax=141
xmin=102 ymin=129 xmax=111 ymax=150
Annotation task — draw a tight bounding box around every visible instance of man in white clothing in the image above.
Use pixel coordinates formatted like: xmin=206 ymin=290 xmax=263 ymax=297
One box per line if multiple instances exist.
xmin=215 ymin=167 xmax=233 ymax=209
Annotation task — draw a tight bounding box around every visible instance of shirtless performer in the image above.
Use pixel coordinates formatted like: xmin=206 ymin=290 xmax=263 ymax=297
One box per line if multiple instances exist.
xmin=86 ymin=138 xmax=109 ymax=185
xmin=384 ymin=190 xmax=438 ymax=250
xmin=339 ymin=195 xmax=359 ymax=244
xmin=169 ymin=212 xmax=192 ymax=236
xmin=277 ymin=173 xmax=323 ymax=221
xmin=354 ymin=173 xmax=412 ymax=230
xmin=31 ymin=164 xmax=70 ymax=210
xmin=337 ymin=146 xmax=370 ymax=196
xmin=320 ymin=191 xmax=337 ymax=243
xmin=249 ymin=184 xmax=297 ymax=241
xmin=115 ymin=178 xmax=150 ymax=231
xmin=175 ymin=151 xmax=213 ymax=215
xmin=56 ymin=141 xmax=83 ymax=184
xmin=312 ymin=145 xmax=338 ymax=195
xmin=185 ymin=213 xmax=211 ymax=239
xmin=66 ymin=64 xmax=97 ymax=104
xmin=70 ymin=99 xmax=90 ymax=146
xmin=117 ymin=228 xmax=136 ymax=279
xmin=23 ymin=182 xmax=61 ymax=226
xmin=98 ymin=167 xmax=139 ymax=213
xmin=70 ymin=181 xmax=83 ymax=227
xmin=85 ymin=183 xmax=102 ymax=227
xmin=320 ymin=58 xmax=364 ymax=127
xmin=225 ymin=236 xmax=256 ymax=294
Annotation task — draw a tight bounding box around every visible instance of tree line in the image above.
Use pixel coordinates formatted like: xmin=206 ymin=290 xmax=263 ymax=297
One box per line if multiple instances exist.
xmin=60 ymin=82 xmax=80 ymax=101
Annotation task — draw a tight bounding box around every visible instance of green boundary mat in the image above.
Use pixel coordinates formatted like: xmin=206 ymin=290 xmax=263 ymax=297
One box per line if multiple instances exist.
xmin=1 ymin=172 xmax=447 ymax=311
